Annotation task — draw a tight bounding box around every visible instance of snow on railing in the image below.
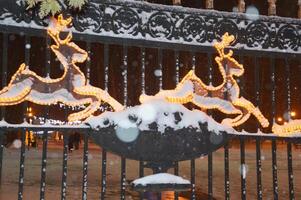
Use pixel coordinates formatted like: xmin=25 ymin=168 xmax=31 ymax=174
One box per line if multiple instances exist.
xmin=0 ymin=0 xmax=300 ymax=54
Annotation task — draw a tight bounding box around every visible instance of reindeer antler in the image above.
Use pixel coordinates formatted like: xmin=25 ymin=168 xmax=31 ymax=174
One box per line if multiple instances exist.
xmin=47 ymin=14 xmax=73 ymax=45
xmin=221 ymin=32 xmax=235 ymax=46
xmin=214 ymin=32 xmax=235 ymax=58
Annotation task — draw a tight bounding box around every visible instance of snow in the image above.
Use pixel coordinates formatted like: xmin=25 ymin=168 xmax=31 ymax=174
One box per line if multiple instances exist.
xmin=86 ymin=99 xmax=233 ymax=133
xmin=116 ymin=126 xmax=139 ymax=142
xmin=12 ymin=139 xmax=22 ymax=149
xmin=141 ymin=50 xmax=146 ymax=94
xmin=0 ymin=115 xmax=300 ymax=138
xmin=232 ymin=6 xmax=239 ymax=13
xmin=154 ymin=69 xmax=162 ymax=77
xmin=0 ymin=120 xmax=89 ymax=129
xmin=0 ymin=79 xmax=33 ymax=98
xmin=239 ymin=164 xmax=248 ymax=179
xmin=72 ymin=74 xmax=85 ymax=87
xmin=33 ymin=116 xmax=82 ymax=125
xmin=25 ymin=44 xmax=31 ymax=49
xmin=72 ymin=53 xmax=87 ymax=63
xmin=132 ymin=173 xmax=190 ymax=186
xmin=122 ymin=54 xmax=128 ymax=105
xmin=245 ymin=5 xmax=259 ymax=21
xmin=1 ymin=1 xmax=300 ymax=54
xmin=193 ymin=95 xmax=239 ymax=114
xmin=140 ymin=81 xmax=194 ymax=103
xmin=30 ymin=88 xmax=89 ymax=104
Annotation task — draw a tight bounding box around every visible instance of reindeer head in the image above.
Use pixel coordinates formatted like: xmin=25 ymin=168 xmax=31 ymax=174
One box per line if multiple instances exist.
xmin=47 ymin=15 xmax=88 ymax=66
xmin=214 ymin=33 xmax=244 ymax=77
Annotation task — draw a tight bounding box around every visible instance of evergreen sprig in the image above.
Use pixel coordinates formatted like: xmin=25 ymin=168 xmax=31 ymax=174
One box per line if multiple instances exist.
xmin=25 ymin=0 xmax=87 ymax=18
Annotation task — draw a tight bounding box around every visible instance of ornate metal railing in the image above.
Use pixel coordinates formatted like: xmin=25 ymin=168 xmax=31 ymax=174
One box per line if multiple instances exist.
xmin=0 ymin=0 xmax=301 ymax=54
xmin=0 ymin=0 xmax=301 ymax=200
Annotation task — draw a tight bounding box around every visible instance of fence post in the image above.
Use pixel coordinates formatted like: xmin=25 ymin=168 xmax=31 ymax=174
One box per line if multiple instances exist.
xmin=0 ymin=132 xmax=3 ymax=184
xmin=61 ymin=134 xmax=69 ymax=200
xmin=18 ymin=130 xmax=26 ymax=200
xmin=287 ymin=142 xmax=295 ymax=200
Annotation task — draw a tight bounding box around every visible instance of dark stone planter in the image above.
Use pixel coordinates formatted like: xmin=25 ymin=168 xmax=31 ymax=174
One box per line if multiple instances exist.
xmin=90 ymin=122 xmax=227 ymax=164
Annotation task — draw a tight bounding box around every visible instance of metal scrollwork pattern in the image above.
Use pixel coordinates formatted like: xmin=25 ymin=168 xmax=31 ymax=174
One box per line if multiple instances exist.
xmin=147 ymin=12 xmax=174 ymax=39
xmin=111 ymin=7 xmax=140 ymax=35
xmin=73 ymin=3 xmax=105 ymax=32
xmin=180 ymin=15 xmax=206 ymax=43
xmin=245 ymin=21 xmax=270 ymax=49
xmin=0 ymin=0 xmax=300 ymax=53
xmin=214 ymin=19 xmax=239 ymax=45
xmin=277 ymin=25 xmax=299 ymax=51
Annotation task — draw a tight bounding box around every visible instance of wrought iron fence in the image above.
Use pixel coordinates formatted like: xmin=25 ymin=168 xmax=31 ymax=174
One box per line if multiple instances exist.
xmin=0 ymin=0 xmax=301 ymax=200
xmin=1 ymin=127 xmax=301 ymax=199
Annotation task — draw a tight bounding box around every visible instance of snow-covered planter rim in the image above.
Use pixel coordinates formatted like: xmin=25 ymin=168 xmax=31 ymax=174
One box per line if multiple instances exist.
xmin=85 ymin=100 xmax=234 ymax=134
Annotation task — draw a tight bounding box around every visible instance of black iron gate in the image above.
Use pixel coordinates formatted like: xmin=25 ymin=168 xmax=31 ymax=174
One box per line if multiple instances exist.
xmin=0 ymin=0 xmax=301 ymax=199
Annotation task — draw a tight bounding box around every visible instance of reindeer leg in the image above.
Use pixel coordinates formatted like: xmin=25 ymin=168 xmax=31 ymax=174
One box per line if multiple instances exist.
xmin=233 ymin=98 xmax=269 ymax=128
xmin=251 ymin=107 xmax=269 ymax=128
xmin=222 ymin=112 xmax=251 ymax=127
xmin=234 ymin=112 xmax=251 ymax=126
xmin=166 ymin=93 xmax=194 ymax=104
xmin=192 ymin=94 xmax=242 ymax=115
xmin=221 ymin=111 xmax=245 ymax=127
xmin=74 ymin=86 xmax=124 ymax=111
xmin=68 ymin=100 xmax=101 ymax=122
xmin=0 ymin=87 xmax=31 ymax=106
xmin=101 ymin=92 xmax=124 ymax=111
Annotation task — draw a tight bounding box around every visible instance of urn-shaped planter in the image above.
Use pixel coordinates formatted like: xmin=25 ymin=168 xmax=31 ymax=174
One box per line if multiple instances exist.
xmin=87 ymin=101 xmax=230 ymax=170
xmin=90 ymin=122 xmax=227 ymax=163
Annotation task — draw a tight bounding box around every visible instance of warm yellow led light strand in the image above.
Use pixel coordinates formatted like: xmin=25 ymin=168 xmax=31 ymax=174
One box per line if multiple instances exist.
xmin=0 ymin=14 xmax=124 ymax=122
xmin=272 ymin=122 xmax=301 ymax=136
xmin=141 ymin=33 xmax=269 ymax=128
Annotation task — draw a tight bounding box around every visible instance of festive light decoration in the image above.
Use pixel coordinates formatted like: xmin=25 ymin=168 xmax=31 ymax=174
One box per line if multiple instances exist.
xmin=140 ymin=33 xmax=269 ymax=128
xmin=0 ymin=14 xmax=124 ymax=122
xmin=272 ymin=120 xmax=301 ymax=136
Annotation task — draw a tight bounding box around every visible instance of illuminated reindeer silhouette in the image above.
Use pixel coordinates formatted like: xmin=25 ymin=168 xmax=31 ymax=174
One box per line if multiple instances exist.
xmin=141 ymin=33 xmax=269 ymax=128
xmin=0 ymin=15 xmax=124 ymax=122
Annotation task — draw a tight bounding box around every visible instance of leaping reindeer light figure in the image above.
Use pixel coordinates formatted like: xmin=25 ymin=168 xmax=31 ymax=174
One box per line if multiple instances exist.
xmin=0 ymin=15 xmax=124 ymax=122
xmin=140 ymin=33 xmax=269 ymax=128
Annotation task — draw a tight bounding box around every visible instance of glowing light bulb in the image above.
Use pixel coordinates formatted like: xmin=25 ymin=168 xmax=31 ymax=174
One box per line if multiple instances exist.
xmin=290 ymin=111 xmax=296 ymax=117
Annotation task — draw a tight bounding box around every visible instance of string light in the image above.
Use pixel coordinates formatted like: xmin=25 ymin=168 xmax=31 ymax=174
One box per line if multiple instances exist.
xmin=272 ymin=111 xmax=301 ymax=136
xmin=0 ymin=14 xmax=124 ymax=122
xmin=277 ymin=117 xmax=283 ymax=122
xmin=141 ymin=32 xmax=269 ymax=128
xmin=290 ymin=111 xmax=296 ymax=117
xmin=272 ymin=120 xmax=301 ymax=136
